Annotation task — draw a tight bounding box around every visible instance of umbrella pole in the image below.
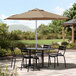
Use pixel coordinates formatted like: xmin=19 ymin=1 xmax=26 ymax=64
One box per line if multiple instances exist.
xmin=36 ymin=20 xmax=37 ymax=49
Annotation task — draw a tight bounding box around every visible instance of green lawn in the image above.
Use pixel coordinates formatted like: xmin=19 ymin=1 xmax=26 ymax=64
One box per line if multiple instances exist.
xmin=18 ymin=39 xmax=68 ymax=45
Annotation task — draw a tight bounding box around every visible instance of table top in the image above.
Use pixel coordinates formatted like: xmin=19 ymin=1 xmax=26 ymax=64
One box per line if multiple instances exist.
xmin=21 ymin=47 xmax=53 ymax=51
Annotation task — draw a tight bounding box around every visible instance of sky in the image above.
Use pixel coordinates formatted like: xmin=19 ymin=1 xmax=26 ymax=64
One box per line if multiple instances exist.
xmin=0 ymin=0 xmax=76 ymax=29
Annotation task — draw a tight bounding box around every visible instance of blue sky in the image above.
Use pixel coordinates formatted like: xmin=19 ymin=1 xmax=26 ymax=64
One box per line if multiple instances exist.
xmin=0 ymin=0 xmax=76 ymax=29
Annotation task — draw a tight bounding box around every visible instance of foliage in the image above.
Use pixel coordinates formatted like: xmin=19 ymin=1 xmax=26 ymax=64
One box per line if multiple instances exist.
xmin=0 ymin=38 xmax=11 ymax=49
xmin=61 ymin=42 xmax=69 ymax=46
xmin=0 ymin=23 xmax=8 ymax=36
xmin=37 ymin=24 xmax=48 ymax=34
xmin=51 ymin=42 xmax=59 ymax=49
xmin=37 ymin=20 xmax=64 ymax=35
xmin=0 ymin=23 xmax=11 ymax=49
xmin=70 ymin=43 xmax=76 ymax=49
xmin=26 ymin=44 xmax=41 ymax=48
xmin=11 ymin=30 xmax=23 ymax=35
xmin=63 ymin=3 xmax=76 ymax=19
xmin=14 ymin=48 xmax=21 ymax=55
xmin=23 ymin=31 xmax=35 ymax=40
xmin=49 ymin=20 xmax=65 ymax=34
xmin=9 ymin=32 xmax=21 ymax=40
xmin=0 ymin=47 xmax=7 ymax=57
xmin=0 ymin=65 xmax=17 ymax=76
xmin=14 ymin=42 xmax=26 ymax=48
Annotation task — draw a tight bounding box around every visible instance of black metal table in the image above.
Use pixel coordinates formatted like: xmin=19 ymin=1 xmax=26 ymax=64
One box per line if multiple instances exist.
xmin=21 ymin=48 xmax=52 ymax=67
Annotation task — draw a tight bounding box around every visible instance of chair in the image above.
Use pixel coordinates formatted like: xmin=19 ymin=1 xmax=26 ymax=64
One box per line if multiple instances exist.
xmin=57 ymin=46 xmax=66 ymax=68
xmin=32 ymin=51 xmax=40 ymax=71
xmin=20 ymin=48 xmax=33 ymax=70
xmin=10 ymin=47 xmax=16 ymax=69
xmin=43 ymin=44 xmax=51 ymax=66
xmin=43 ymin=44 xmax=51 ymax=48
xmin=48 ymin=46 xmax=66 ymax=68
xmin=20 ymin=48 xmax=40 ymax=72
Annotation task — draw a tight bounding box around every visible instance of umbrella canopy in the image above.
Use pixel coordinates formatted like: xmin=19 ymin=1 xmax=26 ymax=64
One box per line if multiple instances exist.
xmin=5 ymin=8 xmax=68 ymax=20
xmin=63 ymin=19 xmax=76 ymax=26
xmin=5 ymin=8 xmax=68 ymax=48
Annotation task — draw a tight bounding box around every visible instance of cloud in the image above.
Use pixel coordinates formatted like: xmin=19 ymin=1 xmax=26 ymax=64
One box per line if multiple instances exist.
xmin=67 ymin=3 xmax=73 ymax=9
xmin=54 ymin=3 xmax=73 ymax=15
xmin=0 ymin=14 xmax=12 ymax=25
xmin=0 ymin=14 xmax=7 ymax=20
xmin=54 ymin=6 xmax=65 ymax=15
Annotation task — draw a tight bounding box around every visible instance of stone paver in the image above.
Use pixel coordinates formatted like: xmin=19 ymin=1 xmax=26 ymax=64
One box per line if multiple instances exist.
xmin=0 ymin=51 xmax=76 ymax=76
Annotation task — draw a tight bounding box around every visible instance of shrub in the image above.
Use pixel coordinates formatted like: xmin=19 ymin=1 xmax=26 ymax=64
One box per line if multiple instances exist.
xmin=37 ymin=34 xmax=45 ymax=39
xmin=67 ymin=44 xmax=71 ymax=49
xmin=0 ymin=65 xmax=18 ymax=76
xmin=70 ymin=43 xmax=76 ymax=49
xmin=14 ymin=42 xmax=26 ymax=48
xmin=10 ymin=33 xmax=21 ymax=40
xmin=46 ymin=34 xmax=62 ymax=39
xmin=0 ymin=39 xmax=11 ymax=49
xmin=51 ymin=42 xmax=59 ymax=49
xmin=26 ymin=44 xmax=41 ymax=48
xmin=5 ymin=50 xmax=12 ymax=56
xmin=14 ymin=48 xmax=21 ymax=55
xmin=0 ymin=47 xmax=7 ymax=57
xmin=61 ymin=42 xmax=68 ymax=46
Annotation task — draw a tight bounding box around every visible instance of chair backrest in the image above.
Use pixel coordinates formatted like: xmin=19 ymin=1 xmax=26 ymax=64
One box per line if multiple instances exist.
xmin=43 ymin=44 xmax=51 ymax=54
xmin=10 ymin=47 xmax=14 ymax=52
xmin=20 ymin=48 xmax=29 ymax=56
xmin=58 ymin=46 xmax=66 ymax=55
xmin=43 ymin=44 xmax=51 ymax=48
xmin=10 ymin=47 xmax=15 ymax=56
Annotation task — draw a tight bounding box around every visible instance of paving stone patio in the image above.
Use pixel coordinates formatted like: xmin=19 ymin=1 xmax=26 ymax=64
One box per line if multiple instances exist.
xmin=0 ymin=50 xmax=76 ymax=76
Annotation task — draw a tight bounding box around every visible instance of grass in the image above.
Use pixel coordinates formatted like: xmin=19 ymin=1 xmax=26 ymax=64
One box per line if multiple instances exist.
xmin=17 ymin=39 xmax=68 ymax=45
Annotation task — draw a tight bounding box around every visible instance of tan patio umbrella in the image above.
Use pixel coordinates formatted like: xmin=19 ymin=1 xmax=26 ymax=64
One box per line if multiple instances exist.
xmin=5 ymin=8 xmax=68 ymax=48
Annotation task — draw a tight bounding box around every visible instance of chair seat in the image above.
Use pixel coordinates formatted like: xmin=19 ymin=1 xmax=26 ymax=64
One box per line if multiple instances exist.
xmin=33 ymin=56 xmax=39 ymax=59
xmin=23 ymin=55 xmax=33 ymax=58
xmin=36 ymin=53 xmax=42 ymax=56
xmin=57 ymin=53 xmax=63 ymax=56
xmin=49 ymin=54 xmax=57 ymax=57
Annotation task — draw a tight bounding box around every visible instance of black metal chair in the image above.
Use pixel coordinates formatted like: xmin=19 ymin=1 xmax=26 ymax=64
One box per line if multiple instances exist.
xmin=32 ymin=51 xmax=40 ymax=71
xmin=43 ymin=44 xmax=51 ymax=66
xmin=57 ymin=46 xmax=66 ymax=68
xmin=20 ymin=48 xmax=40 ymax=72
xmin=48 ymin=46 xmax=66 ymax=68
xmin=10 ymin=47 xmax=16 ymax=69
xmin=20 ymin=48 xmax=33 ymax=70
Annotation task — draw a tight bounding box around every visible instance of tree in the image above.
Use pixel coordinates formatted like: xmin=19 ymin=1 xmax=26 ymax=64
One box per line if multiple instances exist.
xmin=63 ymin=3 xmax=76 ymax=19
xmin=49 ymin=20 xmax=65 ymax=34
xmin=63 ymin=3 xmax=76 ymax=40
xmin=0 ymin=23 xmax=9 ymax=39
xmin=0 ymin=23 xmax=11 ymax=49
xmin=11 ymin=30 xmax=23 ymax=35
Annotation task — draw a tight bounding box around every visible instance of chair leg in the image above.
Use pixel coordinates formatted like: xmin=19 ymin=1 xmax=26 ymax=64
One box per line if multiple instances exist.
xmin=57 ymin=56 xmax=59 ymax=66
xmin=50 ymin=57 xmax=51 ymax=65
xmin=11 ymin=57 xmax=13 ymax=67
xmin=27 ymin=59 xmax=29 ymax=72
xmin=54 ymin=57 xmax=56 ymax=68
xmin=63 ymin=56 xmax=66 ymax=68
xmin=25 ymin=59 xmax=27 ymax=67
xmin=36 ymin=59 xmax=37 ymax=68
xmin=48 ymin=56 xmax=51 ymax=67
xmin=38 ymin=59 xmax=40 ymax=70
xmin=13 ymin=58 xmax=16 ymax=69
xmin=21 ymin=58 xmax=24 ymax=70
xmin=33 ymin=59 xmax=35 ymax=71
